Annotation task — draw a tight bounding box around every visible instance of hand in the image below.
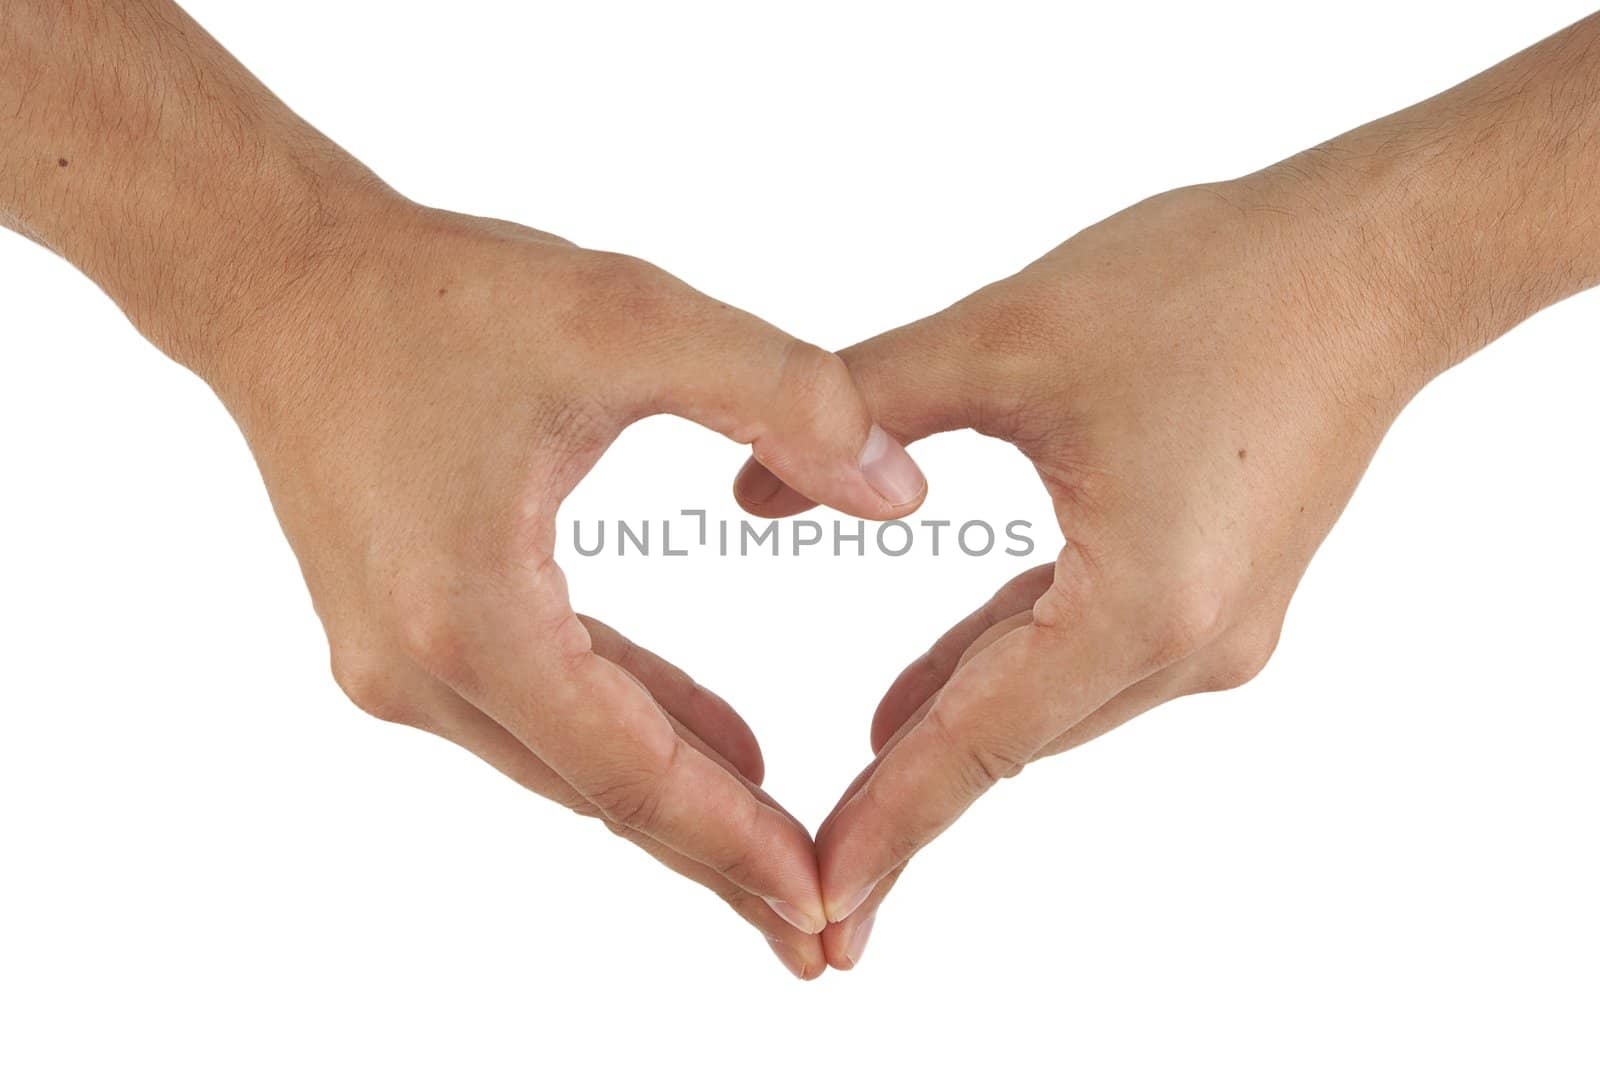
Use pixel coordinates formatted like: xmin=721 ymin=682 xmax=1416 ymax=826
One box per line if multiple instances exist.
xmin=206 ymin=199 xmax=927 ymax=978
xmin=735 ymin=169 xmax=1438 ymax=965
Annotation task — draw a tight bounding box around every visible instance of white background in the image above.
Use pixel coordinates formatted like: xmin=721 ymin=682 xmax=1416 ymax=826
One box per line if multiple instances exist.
xmin=3 ymin=1 xmax=1598 ymax=1063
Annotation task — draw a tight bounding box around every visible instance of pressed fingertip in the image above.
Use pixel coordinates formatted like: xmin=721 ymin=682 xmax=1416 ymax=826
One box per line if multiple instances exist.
xmin=858 ymin=425 xmax=925 ymax=509
xmin=765 ymin=897 xmax=826 ymax=935
xmin=765 ymin=937 xmax=812 ymax=980
xmin=825 ymin=879 xmax=878 ymax=925
xmin=843 ymin=909 xmax=877 ymax=969
xmin=733 ymin=457 xmax=784 ymax=508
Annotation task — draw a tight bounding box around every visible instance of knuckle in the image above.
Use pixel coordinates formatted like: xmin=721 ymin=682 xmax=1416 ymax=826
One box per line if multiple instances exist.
xmin=924 ymin=700 xmax=1028 ymax=798
xmin=853 ymin=769 xmax=932 ymax=871
xmin=586 ymin=764 xmax=670 ymax=833
xmin=703 ymin=800 xmax=764 ymax=886
xmin=1029 ymin=575 xmax=1079 ymax=633
xmin=866 ymin=802 xmax=928 ymax=872
xmin=774 ymin=341 xmax=852 ymax=423
xmin=395 ymin=599 xmax=470 ymax=684
xmin=569 ymin=799 xmax=604 ymax=821
xmin=1201 ymin=656 xmax=1264 ymax=694
xmin=581 ymin=250 xmax=661 ymax=292
xmin=1144 ymin=579 xmax=1230 ymax=667
xmin=712 ymin=881 xmax=757 ymax=914
xmin=962 ymin=743 xmax=1025 ymax=794
xmin=330 ymin=648 xmax=419 ymax=727
xmin=1029 ymin=545 xmax=1097 ymax=634
xmin=707 ymin=846 xmax=760 ymax=888
xmin=880 ymin=834 xmax=921 ymax=873
xmin=1199 ymin=626 xmax=1282 ymax=693
xmin=599 ymin=815 xmax=636 ymax=839
xmin=388 ymin=568 xmax=492 ymax=686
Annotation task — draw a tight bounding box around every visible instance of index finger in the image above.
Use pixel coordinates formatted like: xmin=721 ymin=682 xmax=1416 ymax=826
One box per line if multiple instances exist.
xmin=815 ymin=608 xmax=1139 ymax=923
xmin=407 ymin=559 xmax=827 ymax=934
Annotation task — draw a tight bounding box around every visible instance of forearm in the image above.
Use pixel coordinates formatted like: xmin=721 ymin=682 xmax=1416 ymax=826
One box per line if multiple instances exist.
xmin=0 ymin=1 xmax=395 ymax=376
xmin=1252 ymin=13 xmax=1600 ymax=389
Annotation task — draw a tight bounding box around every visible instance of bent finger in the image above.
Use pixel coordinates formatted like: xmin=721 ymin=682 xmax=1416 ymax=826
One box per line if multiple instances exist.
xmin=870 ymin=566 xmax=1055 ymax=752
xmin=429 ymin=572 xmax=828 ymax=934
xmin=621 ymin=289 xmax=926 ymax=519
xmin=730 ymin=297 xmax=1023 ymax=516
xmin=817 ymin=610 xmax=1140 ymax=923
xmin=580 ymin=614 xmax=764 ymax=785
xmin=415 ymin=675 xmax=826 ymax=977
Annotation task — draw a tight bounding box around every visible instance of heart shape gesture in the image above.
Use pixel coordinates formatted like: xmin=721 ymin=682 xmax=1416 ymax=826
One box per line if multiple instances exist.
xmin=226 ymin=175 xmax=1415 ymax=979
xmin=11 ymin=0 xmax=1597 ymax=983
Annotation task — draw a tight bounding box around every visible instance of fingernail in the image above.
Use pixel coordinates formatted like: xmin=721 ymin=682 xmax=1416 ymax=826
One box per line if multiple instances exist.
xmin=827 ymin=879 xmax=878 ymax=924
xmin=734 ymin=460 xmax=784 ymax=506
xmin=844 ymin=908 xmax=878 ymax=968
xmin=765 ymin=897 xmax=825 ymax=935
xmin=765 ymin=936 xmax=809 ymax=980
xmin=858 ymin=425 xmax=924 ymax=508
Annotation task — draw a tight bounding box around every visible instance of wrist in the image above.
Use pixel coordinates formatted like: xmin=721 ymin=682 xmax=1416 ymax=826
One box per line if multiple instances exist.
xmin=1240 ymin=18 xmax=1600 ymax=397
xmin=130 ymin=147 xmax=407 ymax=392
xmin=1209 ymin=154 xmax=1450 ymax=420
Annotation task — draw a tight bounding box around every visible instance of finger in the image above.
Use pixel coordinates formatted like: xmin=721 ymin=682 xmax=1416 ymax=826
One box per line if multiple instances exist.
xmin=410 ymin=671 xmax=827 ymax=978
xmin=731 ymin=293 xmax=1022 ymax=517
xmin=836 ymin=299 xmax=1035 ymax=445
xmin=594 ymin=703 xmax=827 ymax=979
xmin=813 ymin=742 xmax=919 ymax=973
xmin=1035 ymin=655 xmax=1211 ymax=759
xmin=605 ymin=820 xmax=827 ymax=980
xmin=427 ymin=568 xmax=829 ymax=934
xmin=812 ymin=763 xmax=904 ymax=971
xmin=810 ymin=611 xmax=1028 ymax=965
xmin=823 ymin=607 xmax=1035 ymax=847
xmin=821 ymin=646 xmax=1186 ymax=967
xmin=870 ymin=566 xmax=1055 ymax=752
xmin=820 ymin=619 xmax=1024 ymax=861
xmin=865 ymin=610 xmax=1034 ymax=786
xmin=579 ymin=615 xmax=764 ymax=785
xmin=816 ymin=605 xmax=1140 ymax=923
xmin=1036 ymin=677 xmax=1177 ymax=758
xmin=822 ymin=862 xmax=906 ymax=971
xmin=558 ymin=656 xmax=828 ymax=933
xmin=732 ymin=454 xmax=818 ymax=519
xmin=610 ymin=274 xmax=927 ymax=518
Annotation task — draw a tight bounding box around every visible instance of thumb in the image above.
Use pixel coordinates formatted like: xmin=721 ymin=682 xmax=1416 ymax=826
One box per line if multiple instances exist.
xmin=733 ymin=301 xmax=1008 ymax=516
xmin=616 ymin=282 xmax=927 ymax=520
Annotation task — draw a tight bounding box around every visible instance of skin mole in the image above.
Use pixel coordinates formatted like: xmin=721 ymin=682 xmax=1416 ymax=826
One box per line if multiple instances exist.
xmin=1237 ymin=448 xmax=1247 ymax=461
xmin=57 ymin=158 xmax=69 ymax=168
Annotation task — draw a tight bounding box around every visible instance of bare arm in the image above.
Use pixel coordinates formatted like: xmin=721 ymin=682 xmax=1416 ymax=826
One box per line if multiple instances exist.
xmin=0 ymin=1 xmax=389 ymax=378
xmin=1283 ymin=11 xmax=1600 ymax=383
